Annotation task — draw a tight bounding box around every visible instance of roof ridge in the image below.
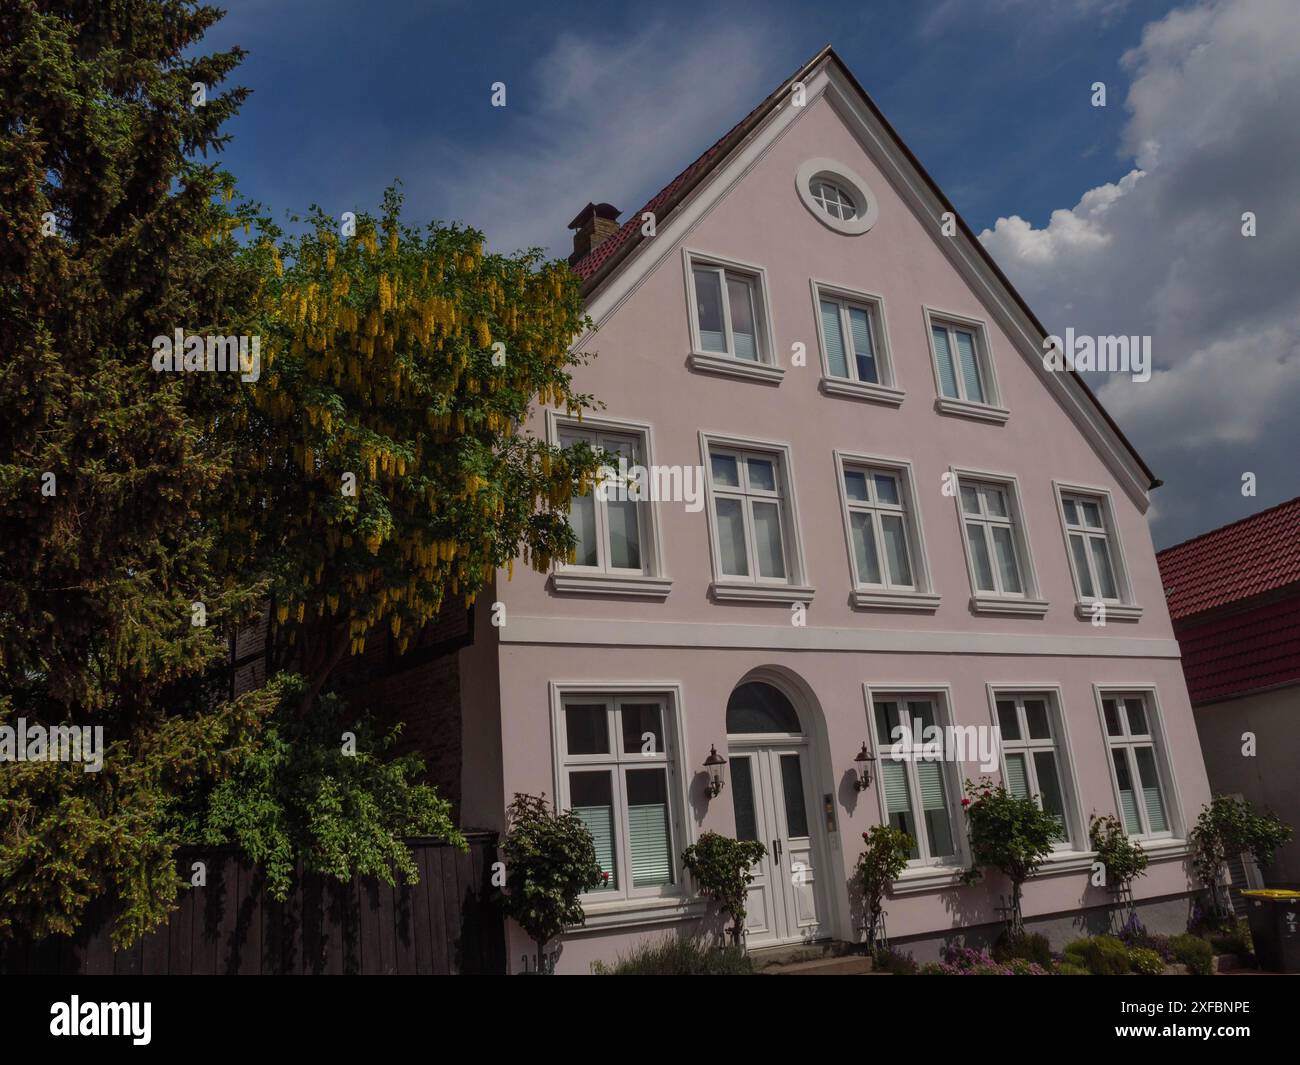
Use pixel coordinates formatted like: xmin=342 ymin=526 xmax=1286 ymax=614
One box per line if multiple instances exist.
xmin=1157 ymin=494 xmax=1300 ymax=557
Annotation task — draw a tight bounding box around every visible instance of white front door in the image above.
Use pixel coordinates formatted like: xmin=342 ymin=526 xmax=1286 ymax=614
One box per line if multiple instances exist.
xmin=729 ymin=745 xmax=824 ymax=947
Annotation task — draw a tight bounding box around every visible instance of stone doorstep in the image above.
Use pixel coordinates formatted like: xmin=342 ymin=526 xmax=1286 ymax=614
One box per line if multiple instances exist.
xmin=748 ymin=940 xmax=869 ymax=974
xmin=759 ymin=955 xmax=879 ymax=976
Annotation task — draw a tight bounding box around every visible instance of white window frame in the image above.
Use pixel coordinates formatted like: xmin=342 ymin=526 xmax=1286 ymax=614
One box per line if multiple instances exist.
xmin=546 ymin=411 xmax=671 ymax=598
xmin=986 ymin=686 xmax=1085 ymax=852
xmin=1094 ymin=686 xmax=1182 ymax=842
xmin=833 ymin=451 xmax=938 ymax=611
xmin=862 ymin=684 xmax=966 ymax=872
xmin=811 ymin=280 xmax=903 ymax=405
xmin=794 ymin=157 xmax=879 ymax=235
xmin=951 ymin=467 xmax=1048 ymax=616
xmin=1052 ymin=481 xmax=1142 ymax=621
xmin=699 ymin=431 xmax=813 ymax=603
xmin=683 ymin=249 xmax=782 ymax=384
xmin=549 ymin=682 xmax=696 ymax=914
xmin=923 ymin=306 xmax=1008 ymax=423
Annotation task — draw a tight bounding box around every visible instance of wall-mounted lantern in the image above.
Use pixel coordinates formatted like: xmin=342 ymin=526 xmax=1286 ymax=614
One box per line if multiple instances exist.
xmin=853 ymin=742 xmax=875 ymax=791
xmin=703 ymin=745 xmax=728 ymax=797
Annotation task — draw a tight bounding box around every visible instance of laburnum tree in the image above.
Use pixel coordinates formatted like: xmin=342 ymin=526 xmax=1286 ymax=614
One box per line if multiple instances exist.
xmin=223 ymin=192 xmax=602 ymax=709
xmin=0 ymin=0 xmax=283 ymax=945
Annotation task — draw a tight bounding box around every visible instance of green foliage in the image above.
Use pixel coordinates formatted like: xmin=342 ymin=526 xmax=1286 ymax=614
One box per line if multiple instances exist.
xmin=1189 ymin=795 xmax=1293 ymax=916
xmin=856 ymin=824 xmax=914 ymax=949
xmin=1062 ymin=935 xmax=1131 ymax=976
xmin=174 ymin=677 xmax=463 ymax=901
xmin=1089 ymin=813 xmax=1150 ymax=893
xmin=873 ymin=947 xmax=918 ymax=975
xmin=1203 ymin=918 xmax=1253 ymax=958
xmin=1128 ymin=946 xmax=1166 ymax=975
xmin=590 ymin=935 xmax=753 ymax=975
xmin=1056 ymin=961 xmax=1091 ymax=976
xmin=226 ymin=188 xmax=602 ymax=708
xmin=1170 ymin=933 xmax=1215 ymax=975
xmin=959 ymin=777 xmax=1061 ymax=929
xmin=499 ymin=793 xmax=604 ymax=972
xmin=680 ymin=831 xmax=768 ymax=945
xmin=993 ymin=930 xmax=1053 ymax=967
xmin=0 ymin=1 xmax=277 ymax=946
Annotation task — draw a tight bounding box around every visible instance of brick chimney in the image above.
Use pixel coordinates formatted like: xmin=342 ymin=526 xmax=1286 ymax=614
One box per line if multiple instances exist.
xmin=567 ymin=202 xmax=621 ymax=265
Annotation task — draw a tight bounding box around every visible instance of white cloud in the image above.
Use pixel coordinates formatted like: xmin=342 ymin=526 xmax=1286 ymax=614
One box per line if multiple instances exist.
xmin=977 ymin=0 xmax=1300 ymax=541
xmin=405 ymin=18 xmax=777 ymax=256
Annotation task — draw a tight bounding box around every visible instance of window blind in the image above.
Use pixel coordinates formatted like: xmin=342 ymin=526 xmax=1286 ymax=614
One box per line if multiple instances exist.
xmin=955 ymin=330 xmax=984 ymax=402
xmin=932 ymin=326 xmax=958 ymax=398
xmin=820 ymin=301 xmax=849 ymax=377
xmin=849 ymin=306 xmax=877 ymax=383
xmin=574 ymin=805 xmax=617 ymax=889
xmin=628 ymin=803 xmax=673 ymax=887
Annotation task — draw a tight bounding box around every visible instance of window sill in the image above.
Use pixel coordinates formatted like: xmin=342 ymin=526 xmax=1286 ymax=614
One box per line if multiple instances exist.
xmin=850 ymin=589 xmax=941 ymax=612
xmin=819 ymin=376 xmax=905 ymax=406
xmin=710 ymin=582 xmax=815 ymax=604
xmin=568 ymin=896 xmax=707 ymax=933
xmin=688 ymin=352 xmax=784 ymax=384
xmin=969 ymin=595 xmax=1049 ymax=617
xmin=550 ymin=572 xmax=673 ymax=599
xmin=1136 ymin=837 xmax=1190 ymax=861
xmin=889 ymin=864 xmax=965 ymax=895
xmin=935 ymin=397 xmax=1010 ymax=424
xmin=1073 ymin=599 xmax=1144 ymax=622
xmin=1032 ymin=849 xmax=1097 ymax=876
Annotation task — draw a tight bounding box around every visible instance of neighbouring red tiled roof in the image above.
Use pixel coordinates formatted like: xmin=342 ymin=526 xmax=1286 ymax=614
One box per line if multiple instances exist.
xmin=567 ymin=46 xmax=1160 ymax=492
xmin=1157 ymin=496 xmax=1300 ymax=621
xmin=1169 ymin=593 xmax=1300 ymax=704
xmin=569 ymin=85 xmax=779 ymax=284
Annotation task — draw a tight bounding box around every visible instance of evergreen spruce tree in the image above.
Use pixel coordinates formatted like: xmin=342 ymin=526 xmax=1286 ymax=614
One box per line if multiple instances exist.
xmin=0 ymin=0 xmax=280 ymax=945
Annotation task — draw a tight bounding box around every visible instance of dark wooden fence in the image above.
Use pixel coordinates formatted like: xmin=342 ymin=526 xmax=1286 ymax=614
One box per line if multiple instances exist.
xmin=0 ymin=833 xmax=505 ymax=975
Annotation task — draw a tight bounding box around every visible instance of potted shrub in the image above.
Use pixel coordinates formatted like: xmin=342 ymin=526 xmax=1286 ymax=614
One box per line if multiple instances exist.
xmin=959 ymin=777 xmax=1060 ymax=933
xmin=1089 ymin=813 xmax=1149 ymax=926
xmin=681 ymin=832 xmax=767 ymax=946
xmin=855 ymin=824 xmax=914 ymax=952
xmin=498 ymin=792 xmax=605 ymax=974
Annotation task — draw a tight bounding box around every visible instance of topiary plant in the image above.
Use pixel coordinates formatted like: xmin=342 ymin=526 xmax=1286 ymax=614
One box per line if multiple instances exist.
xmin=1089 ymin=812 xmax=1150 ymax=926
xmin=1189 ymin=795 xmax=1293 ymax=919
xmin=960 ymin=777 xmax=1060 ymax=932
xmin=499 ymin=793 xmax=606 ymax=973
xmin=855 ymin=824 xmax=915 ymax=950
xmin=681 ymin=832 xmax=768 ymax=945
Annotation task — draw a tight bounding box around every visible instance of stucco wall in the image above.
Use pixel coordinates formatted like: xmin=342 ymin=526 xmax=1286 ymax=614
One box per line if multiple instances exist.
xmin=1193 ymin=683 xmax=1300 ymax=884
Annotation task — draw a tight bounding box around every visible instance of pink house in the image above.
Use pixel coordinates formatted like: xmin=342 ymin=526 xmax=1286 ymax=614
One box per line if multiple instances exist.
xmin=458 ymin=46 xmax=1211 ymax=972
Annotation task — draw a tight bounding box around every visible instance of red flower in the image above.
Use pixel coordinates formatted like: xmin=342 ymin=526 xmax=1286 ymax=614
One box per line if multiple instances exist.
xmin=960 ymin=797 xmax=972 ymax=807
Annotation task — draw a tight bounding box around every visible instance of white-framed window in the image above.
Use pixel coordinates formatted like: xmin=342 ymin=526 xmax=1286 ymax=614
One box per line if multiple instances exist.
xmin=812 ymin=282 xmax=901 ymax=404
xmin=683 ymin=252 xmax=778 ymax=382
xmin=556 ymin=691 xmax=685 ymax=903
xmin=700 ymin=434 xmax=811 ymax=602
xmin=1098 ymin=691 xmax=1175 ymax=840
xmin=811 ymin=177 xmax=858 ymax=221
xmin=954 ymin=473 xmax=1044 ymax=614
xmin=833 ymin=454 xmax=937 ymax=611
xmin=866 ymin=692 xmax=962 ymax=867
xmin=547 ymin=413 xmax=670 ymax=598
xmin=926 ymin=309 xmax=1006 ymax=421
xmin=558 ymin=425 xmax=645 ymax=573
xmin=992 ymin=692 xmax=1078 ymax=849
xmin=1054 ymin=484 xmax=1139 ymax=618
xmin=795 ymin=158 xmax=879 ymax=235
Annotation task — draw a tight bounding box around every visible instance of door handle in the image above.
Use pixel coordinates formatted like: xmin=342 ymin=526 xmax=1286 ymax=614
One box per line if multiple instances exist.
xmin=772 ymin=838 xmax=782 ymax=861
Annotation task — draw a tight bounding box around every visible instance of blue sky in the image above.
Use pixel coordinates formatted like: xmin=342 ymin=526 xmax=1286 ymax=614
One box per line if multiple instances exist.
xmin=204 ymin=0 xmax=1300 ymax=547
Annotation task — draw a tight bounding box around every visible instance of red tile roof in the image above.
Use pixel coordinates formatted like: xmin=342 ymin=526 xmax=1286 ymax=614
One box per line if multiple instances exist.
xmin=567 ymin=45 xmax=1159 ymax=492
xmin=1157 ymin=496 xmax=1300 ymax=621
xmin=1169 ymin=593 xmax=1300 ymax=705
xmin=1157 ymin=497 xmax=1300 ymax=705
